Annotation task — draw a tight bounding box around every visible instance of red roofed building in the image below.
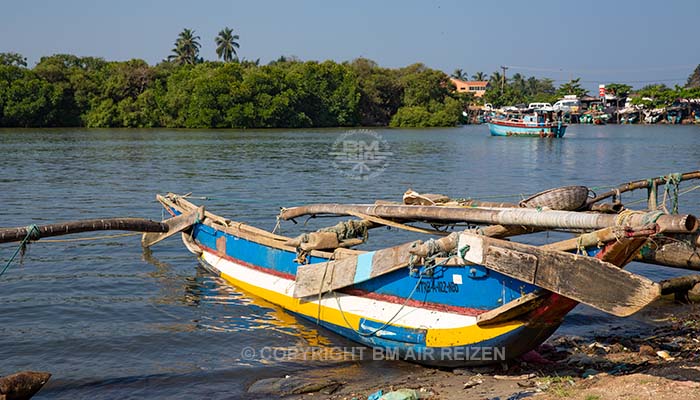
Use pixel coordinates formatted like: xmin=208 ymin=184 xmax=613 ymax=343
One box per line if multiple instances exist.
xmin=450 ymin=78 xmax=489 ymax=98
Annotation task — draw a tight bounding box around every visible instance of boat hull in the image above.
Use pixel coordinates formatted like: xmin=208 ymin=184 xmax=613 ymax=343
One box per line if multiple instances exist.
xmin=158 ymin=197 xmax=578 ymax=366
xmin=193 ymin=236 xmax=575 ymax=366
xmin=488 ymin=121 xmax=566 ymax=137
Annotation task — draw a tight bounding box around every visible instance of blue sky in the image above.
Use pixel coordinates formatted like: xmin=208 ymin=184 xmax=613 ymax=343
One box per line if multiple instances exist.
xmin=1 ymin=0 xmax=698 ymax=91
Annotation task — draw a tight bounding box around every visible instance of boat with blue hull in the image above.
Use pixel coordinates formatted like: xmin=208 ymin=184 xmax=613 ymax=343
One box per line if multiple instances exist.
xmin=150 ymin=191 xmax=698 ymax=366
xmin=488 ymin=114 xmax=567 ymax=137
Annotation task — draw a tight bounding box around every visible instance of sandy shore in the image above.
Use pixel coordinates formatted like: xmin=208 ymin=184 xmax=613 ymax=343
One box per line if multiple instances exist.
xmin=247 ymin=299 xmax=700 ymax=399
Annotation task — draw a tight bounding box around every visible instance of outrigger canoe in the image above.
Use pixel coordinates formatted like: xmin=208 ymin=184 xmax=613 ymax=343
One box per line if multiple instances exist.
xmin=150 ymin=189 xmax=699 ymax=367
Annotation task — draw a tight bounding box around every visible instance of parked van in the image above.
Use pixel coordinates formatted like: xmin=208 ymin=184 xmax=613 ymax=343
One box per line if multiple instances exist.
xmin=528 ymin=102 xmax=553 ymax=111
xmin=553 ymin=99 xmax=581 ymax=113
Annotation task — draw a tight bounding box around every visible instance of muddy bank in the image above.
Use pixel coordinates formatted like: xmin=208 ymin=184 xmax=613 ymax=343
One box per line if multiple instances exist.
xmin=249 ymin=299 xmax=700 ymax=399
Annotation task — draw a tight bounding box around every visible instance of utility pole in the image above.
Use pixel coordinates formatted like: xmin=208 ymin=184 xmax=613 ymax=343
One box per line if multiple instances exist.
xmin=500 ymin=65 xmax=508 ymax=95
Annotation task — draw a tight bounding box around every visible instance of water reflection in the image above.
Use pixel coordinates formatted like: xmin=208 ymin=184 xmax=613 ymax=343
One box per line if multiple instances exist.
xmin=2 ymin=126 xmax=699 ymax=398
xmin=141 ymin=247 xmax=338 ymax=364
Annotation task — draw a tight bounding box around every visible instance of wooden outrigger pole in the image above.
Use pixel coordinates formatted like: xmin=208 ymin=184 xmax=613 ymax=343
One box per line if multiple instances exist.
xmin=585 ymin=170 xmax=700 ymax=207
xmin=279 ymin=204 xmax=698 ymax=233
xmin=0 ymin=218 xmax=169 ymax=244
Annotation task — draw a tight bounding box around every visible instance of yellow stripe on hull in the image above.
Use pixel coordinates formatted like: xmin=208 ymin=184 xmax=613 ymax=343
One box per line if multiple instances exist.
xmin=213 ymin=259 xmax=524 ymax=348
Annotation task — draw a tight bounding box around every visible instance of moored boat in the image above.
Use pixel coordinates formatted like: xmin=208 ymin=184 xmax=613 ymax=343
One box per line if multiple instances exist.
xmin=156 ymin=195 xmax=566 ymax=366
xmin=150 ymin=184 xmax=699 ymax=366
xmin=487 ymin=113 xmax=567 ymax=137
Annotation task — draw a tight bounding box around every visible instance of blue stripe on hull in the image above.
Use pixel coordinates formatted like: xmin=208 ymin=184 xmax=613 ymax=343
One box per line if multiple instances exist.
xmin=191 ymin=222 xmax=541 ymax=310
xmin=290 ymin=309 xmax=562 ymax=367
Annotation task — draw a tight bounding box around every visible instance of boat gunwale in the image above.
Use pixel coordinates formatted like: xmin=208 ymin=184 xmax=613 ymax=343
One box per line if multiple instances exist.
xmin=157 ymin=193 xmax=363 ymax=259
xmin=488 ymin=119 xmax=566 ymax=129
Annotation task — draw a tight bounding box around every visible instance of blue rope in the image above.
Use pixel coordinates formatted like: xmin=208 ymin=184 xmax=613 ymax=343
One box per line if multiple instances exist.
xmin=664 ymin=173 xmax=683 ymax=214
xmin=642 ymin=211 xmax=666 ymax=226
xmin=0 ymin=224 xmax=41 ymax=279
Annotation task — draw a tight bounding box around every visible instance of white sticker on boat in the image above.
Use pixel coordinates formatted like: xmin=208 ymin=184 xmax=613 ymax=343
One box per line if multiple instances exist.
xmin=453 ymin=274 xmax=463 ymax=285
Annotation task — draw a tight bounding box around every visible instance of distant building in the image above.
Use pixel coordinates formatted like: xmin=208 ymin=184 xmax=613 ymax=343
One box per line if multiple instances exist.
xmin=450 ymin=78 xmax=490 ymax=98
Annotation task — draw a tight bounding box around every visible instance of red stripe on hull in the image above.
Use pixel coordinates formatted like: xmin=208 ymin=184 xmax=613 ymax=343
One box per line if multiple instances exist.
xmin=340 ymin=288 xmax=486 ymax=317
xmin=198 ymin=244 xmax=488 ymax=317
xmin=490 ymin=120 xmax=560 ymax=129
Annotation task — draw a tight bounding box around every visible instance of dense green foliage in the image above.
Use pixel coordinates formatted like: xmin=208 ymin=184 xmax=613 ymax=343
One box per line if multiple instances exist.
xmin=0 ymin=52 xmax=27 ymax=67
xmin=2 ymin=52 xmax=698 ymax=128
xmin=0 ymin=53 xmax=464 ymax=128
xmin=482 ymin=73 xmax=557 ymax=106
xmin=605 ymin=83 xmax=632 ymax=98
xmin=631 ymin=84 xmax=700 ymax=108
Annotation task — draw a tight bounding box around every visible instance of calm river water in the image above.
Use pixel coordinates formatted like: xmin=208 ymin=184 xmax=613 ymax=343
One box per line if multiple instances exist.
xmin=1 ymin=125 xmax=699 ymax=398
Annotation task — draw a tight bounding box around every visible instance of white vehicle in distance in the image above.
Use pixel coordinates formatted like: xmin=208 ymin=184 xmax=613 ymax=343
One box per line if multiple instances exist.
xmin=552 ymin=99 xmax=581 ymax=113
xmin=528 ymin=102 xmax=553 ymax=111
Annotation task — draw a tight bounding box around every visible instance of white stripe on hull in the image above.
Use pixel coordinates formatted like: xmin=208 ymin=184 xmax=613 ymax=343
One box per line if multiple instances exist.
xmin=200 ymin=250 xmax=478 ymax=330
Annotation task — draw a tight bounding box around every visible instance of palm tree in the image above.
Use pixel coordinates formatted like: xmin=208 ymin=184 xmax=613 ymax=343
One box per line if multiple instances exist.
xmin=215 ymin=27 xmax=240 ymax=62
xmin=451 ymin=68 xmax=468 ymax=81
xmin=556 ymin=78 xmax=588 ymax=97
xmin=471 ymin=71 xmax=486 ymax=81
xmin=489 ymin=71 xmax=503 ymax=86
xmin=511 ymin=73 xmax=526 ymax=93
xmin=169 ymin=28 xmax=201 ymax=65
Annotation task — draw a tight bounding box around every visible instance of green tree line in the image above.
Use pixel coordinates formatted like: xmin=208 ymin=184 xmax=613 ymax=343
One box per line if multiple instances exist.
xmin=1 ymin=24 xmax=698 ymax=129
xmin=0 ymin=52 xmax=468 ymax=128
xmin=471 ymin=69 xmax=700 ymax=108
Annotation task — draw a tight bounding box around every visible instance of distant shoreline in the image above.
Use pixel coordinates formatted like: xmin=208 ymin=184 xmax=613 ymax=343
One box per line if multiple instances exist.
xmin=3 ymin=53 xmax=697 ymax=130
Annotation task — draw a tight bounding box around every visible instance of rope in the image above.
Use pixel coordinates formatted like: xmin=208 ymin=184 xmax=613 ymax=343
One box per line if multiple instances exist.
xmin=620 ymin=184 xmax=700 ymax=207
xmin=661 ymin=173 xmax=682 ymax=214
xmin=615 ymin=209 xmax=665 ymax=228
xmin=346 ymin=211 xmax=450 ymax=236
xmin=647 ymin=178 xmax=657 ymax=210
xmin=615 ymin=209 xmax=644 ymax=226
xmin=575 ymin=235 xmax=585 ymax=255
xmin=333 ymin=255 xmax=453 ymax=338
xmin=272 ymin=216 xmax=282 ymax=235
xmin=0 ymin=225 xmax=40 ymax=279
xmin=320 ymin=220 xmax=369 ymax=242
xmin=642 ymin=211 xmax=666 ymax=226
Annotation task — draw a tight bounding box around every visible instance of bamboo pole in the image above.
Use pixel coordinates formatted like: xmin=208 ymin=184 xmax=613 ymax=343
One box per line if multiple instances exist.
xmin=585 ymin=170 xmax=700 ymax=206
xmin=660 ymin=275 xmax=700 ymax=295
xmin=279 ymin=204 xmax=698 ymax=233
xmin=636 ymin=238 xmax=700 ymax=270
xmin=0 ymin=218 xmax=168 ymax=244
xmin=541 ymin=226 xmax=660 ymax=252
xmin=345 ymin=211 xmax=451 ymax=236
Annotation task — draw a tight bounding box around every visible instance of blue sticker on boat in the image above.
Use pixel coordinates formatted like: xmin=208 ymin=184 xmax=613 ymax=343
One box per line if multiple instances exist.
xmin=358 ymin=318 xmax=426 ymax=344
xmin=354 ymin=251 xmax=375 ymax=283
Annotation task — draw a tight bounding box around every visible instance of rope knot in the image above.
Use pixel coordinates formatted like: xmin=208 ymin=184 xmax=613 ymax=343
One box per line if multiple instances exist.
xmin=663 ymin=172 xmax=682 ymax=214
xmin=26 ymin=224 xmax=41 ymax=241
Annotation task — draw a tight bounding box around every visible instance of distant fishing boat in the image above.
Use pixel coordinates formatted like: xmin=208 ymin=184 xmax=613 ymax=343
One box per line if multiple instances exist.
xmin=487 ymin=113 xmax=567 ymax=137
